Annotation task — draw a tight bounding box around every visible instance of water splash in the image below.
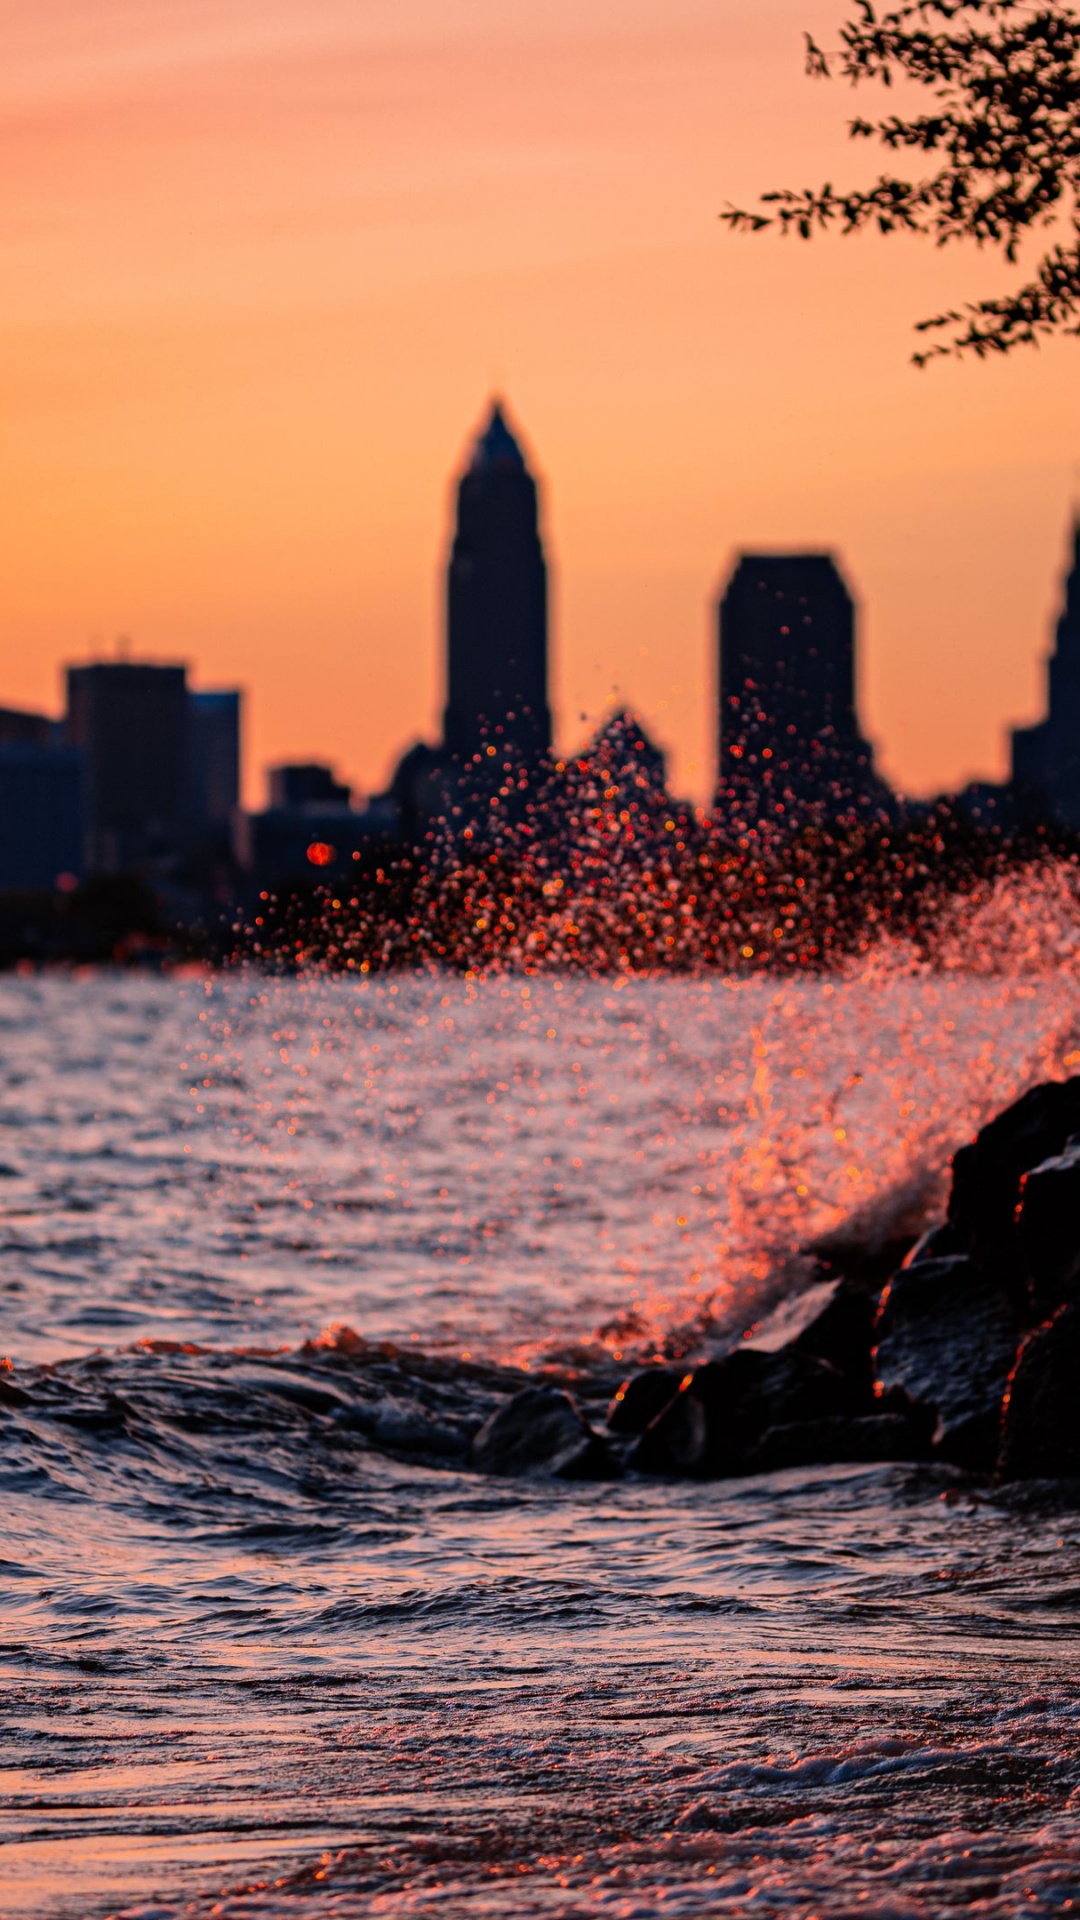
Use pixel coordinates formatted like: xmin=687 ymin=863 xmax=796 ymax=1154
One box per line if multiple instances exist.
xmin=7 ymin=901 xmax=1080 ymax=1372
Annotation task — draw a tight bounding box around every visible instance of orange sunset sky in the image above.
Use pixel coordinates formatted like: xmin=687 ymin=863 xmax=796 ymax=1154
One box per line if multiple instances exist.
xmin=3 ymin=0 xmax=1079 ymax=807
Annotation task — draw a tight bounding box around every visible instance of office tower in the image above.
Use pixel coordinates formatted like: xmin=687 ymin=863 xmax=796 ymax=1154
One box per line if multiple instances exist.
xmin=0 ymin=741 xmax=83 ymax=890
xmin=443 ymin=401 xmax=551 ymax=763
xmin=1012 ymin=521 xmax=1080 ymax=827
xmin=0 ymin=706 xmax=82 ymax=890
xmin=716 ymin=552 xmax=886 ymax=829
xmin=188 ymin=690 xmax=241 ymax=840
xmin=66 ymin=662 xmax=188 ymax=873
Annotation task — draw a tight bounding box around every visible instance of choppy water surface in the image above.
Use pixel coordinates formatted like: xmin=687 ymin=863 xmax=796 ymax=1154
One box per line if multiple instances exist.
xmin=2 ymin=965 xmax=1080 ymax=1918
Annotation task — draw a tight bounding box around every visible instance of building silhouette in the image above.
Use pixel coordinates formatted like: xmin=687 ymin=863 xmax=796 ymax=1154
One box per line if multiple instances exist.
xmin=583 ymin=710 xmax=668 ymax=810
xmin=65 ymin=661 xmax=243 ymax=877
xmin=66 ymin=662 xmax=189 ymax=874
xmin=188 ymin=690 xmax=241 ymax=849
xmin=269 ymin=763 xmax=350 ymax=810
xmin=716 ymin=552 xmax=888 ymax=831
xmin=0 ymin=707 xmax=55 ymax=748
xmin=385 ymin=740 xmax=453 ymax=846
xmin=558 ymin=710 xmax=671 ymax=855
xmin=443 ymin=400 xmax=551 ymax=764
xmin=0 ymin=707 xmax=83 ymax=890
xmin=1012 ymin=521 xmax=1080 ymax=828
xmin=241 ymin=761 xmax=396 ymax=885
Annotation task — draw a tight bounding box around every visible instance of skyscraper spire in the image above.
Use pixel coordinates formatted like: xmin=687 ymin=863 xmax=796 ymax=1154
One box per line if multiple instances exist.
xmin=469 ymin=400 xmax=526 ymax=473
xmin=442 ymin=399 xmax=551 ymax=764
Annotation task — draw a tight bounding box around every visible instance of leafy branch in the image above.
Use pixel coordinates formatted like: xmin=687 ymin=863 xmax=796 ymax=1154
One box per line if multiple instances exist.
xmin=722 ymin=1 xmax=1080 ymax=360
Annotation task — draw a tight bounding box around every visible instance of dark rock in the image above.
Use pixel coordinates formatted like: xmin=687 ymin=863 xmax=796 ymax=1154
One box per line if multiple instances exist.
xmin=233 ymin=1364 xmax=355 ymax=1417
xmin=903 ymin=1222 xmax=963 ymax=1267
xmin=740 ymin=1276 xmax=839 ymax=1350
xmin=606 ymin=1366 xmax=684 ymax=1435
xmin=873 ymin=1255 xmax=1021 ymax=1472
xmin=0 ymin=1373 xmax=31 ymax=1410
xmin=947 ymin=1075 xmax=1080 ymax=1273
xmin=747 ymin=1412 xmax=930 ymax=1474
xmin=1016 ymin=1143 xmax=1080 ymax=1317
xmin=805 ymin=1228 xmax=922 ymax=1296
xmin=53 ymin=1389 xmax=137 ymax=1437
xmin=472 ymin=1385 xmax=616 ymax=1479
xmin=998 ymin=1300 xmax=1080 ymax=1480
xmin=629 ymin=1346 xmax=859 ymax=1478
xmin=792 ymin=1282 xmax=878 ymax=1404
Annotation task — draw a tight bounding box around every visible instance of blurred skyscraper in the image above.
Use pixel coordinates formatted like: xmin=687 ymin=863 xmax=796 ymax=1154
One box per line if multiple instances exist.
xmin=443 ymin=400 xmax=551 ymax=763
xmin=1012 ymin=521 xmax=1080 ymax=828
xmin=65 ymin=661 xmax=242 ymax=876
xmin=188 ymin=689 xmax=241 ymax=847
xmin=268 ymin=763 xmax=350 ymax=810
xmin=0 ymin=706 xmax=83 ymax=889
xmin=67 ymin=662 xmax=189 ymax=873
xmin=240 ymin=761 xmax=396 ymax=885
xmin=716 ymin=552 xmax=889 ymax=830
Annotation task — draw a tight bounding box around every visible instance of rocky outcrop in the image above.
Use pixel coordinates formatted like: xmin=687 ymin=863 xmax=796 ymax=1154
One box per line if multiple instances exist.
xmin=947 ymin=1075 xmax=1080 ymax=1277
xmin=606 ymin=1367 xmax=685 ymax=1436
xmin=997 ymin=1301 xmax=1080 ymax=1481
xmin=791 ymin=1282 xmax=878 ymax=1403
xmin=629 ymin=1346 xmax=860 ymax=1478
xmin=472 ymin=1385 xmax=616 ymax=1479
xmin=872 ymin=1254 xmax=1021 ymax=1471
xmin=847 ymin=1074 xmax=1080 ymax=1480
xmin=746 ymin=1411 xmax=929 ymax=1474
xmin=588 ymin=1075 xmax=1080 ymax=1485
xmin=1016 ymin=1144 xmax=1080 ymax=1317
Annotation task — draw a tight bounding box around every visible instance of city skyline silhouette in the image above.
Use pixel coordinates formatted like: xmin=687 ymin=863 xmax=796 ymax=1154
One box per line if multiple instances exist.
xmin=2 ymin=3 xmax=1077 ymax=807
xmin=8 ymin=393 xmax=1079 ymax=831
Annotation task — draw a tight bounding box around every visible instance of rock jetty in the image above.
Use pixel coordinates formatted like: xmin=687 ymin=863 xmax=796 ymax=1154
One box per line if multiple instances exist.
xmin=476 ymin=1075 xmax=1080 ymax=1486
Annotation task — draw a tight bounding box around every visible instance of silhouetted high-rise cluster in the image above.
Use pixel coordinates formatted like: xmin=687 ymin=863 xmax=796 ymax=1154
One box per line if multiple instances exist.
xmin=0 ymin=396 xmax=1074 ymax=922
xmin=0 ymin=663 xmax=240 ymax=895
xmin=393 ymin=400 xmax=892 ymax=847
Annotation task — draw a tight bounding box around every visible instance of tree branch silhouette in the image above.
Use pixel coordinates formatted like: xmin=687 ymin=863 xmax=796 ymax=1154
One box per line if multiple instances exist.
xmin=722 ymin=1 xmax=1080 ymax=362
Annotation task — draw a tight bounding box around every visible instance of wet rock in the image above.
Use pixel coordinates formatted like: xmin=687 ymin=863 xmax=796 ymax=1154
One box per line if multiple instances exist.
xmin=805 ymin=1225 xmax=922 ymax=1297
xmin=791 ymin=1282 xmax=878 ymax=1405
xmin=366 ymin=1402 xmax=470 ymax=1459
xmin=0 ymin=1373 xmax=31 ymax=1410
xmin=606 ymin=1367 xmax=684 ymax=1435
xmin=53 ymin=1389 xmax=138 ymax=1437
xmin=947 ymin=1075 xmax=1080 ymax=1274
xmin=629 ymin=1347 xmax=858 ymax=1479
xmin=998 ymin=1300 xmax=1080 ymax=1480
xmin=747 ymin=1412 xmax=930 ymax=1474
xmin=903 ymin=1222 xmax=963 ymax=1268
xmin=1016 ymin=1143 xmax=1080 ymax=1317
xmin=472 ymin=1385 xmax=616 ymax=1479
xmin=233 ymin=1364 xmax=355 ymax=1417
xmin=873 ymin=1255 xmax=1021 ymax=1472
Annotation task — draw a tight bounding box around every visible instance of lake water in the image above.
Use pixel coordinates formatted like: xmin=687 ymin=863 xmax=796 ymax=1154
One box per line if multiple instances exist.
xmin=2 ymin=962 xmax=1080 ymax=1918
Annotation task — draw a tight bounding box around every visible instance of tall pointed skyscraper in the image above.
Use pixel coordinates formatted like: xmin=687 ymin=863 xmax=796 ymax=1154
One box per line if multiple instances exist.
xmin=1012 ymin=520 xmax=1080 ymax=827
xmin=443 ymin=401 xmax=551 ymax=763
